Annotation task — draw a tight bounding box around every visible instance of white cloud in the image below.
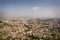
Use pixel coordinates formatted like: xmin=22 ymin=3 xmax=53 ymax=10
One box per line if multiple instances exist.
xmin=32 ymin=7 xmax=38 ymax=10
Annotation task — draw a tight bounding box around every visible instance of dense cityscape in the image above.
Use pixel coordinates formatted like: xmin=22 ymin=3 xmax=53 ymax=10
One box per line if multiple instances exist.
xmin=0 ymin=18 xmax=60 ymax=40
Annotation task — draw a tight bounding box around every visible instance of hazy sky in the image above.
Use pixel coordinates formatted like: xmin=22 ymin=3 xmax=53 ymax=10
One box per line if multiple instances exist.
xmin=0 ymin=0 xmax=60 ymax=18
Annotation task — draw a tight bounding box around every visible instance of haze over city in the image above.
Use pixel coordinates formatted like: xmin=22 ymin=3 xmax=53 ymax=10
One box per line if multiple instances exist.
xmin=0 ymin=0 xmax=60 ymax=19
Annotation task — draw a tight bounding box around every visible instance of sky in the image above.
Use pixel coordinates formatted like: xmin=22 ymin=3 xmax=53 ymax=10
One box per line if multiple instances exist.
xmin=0 ymin=0 xmax=60 ymax=18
